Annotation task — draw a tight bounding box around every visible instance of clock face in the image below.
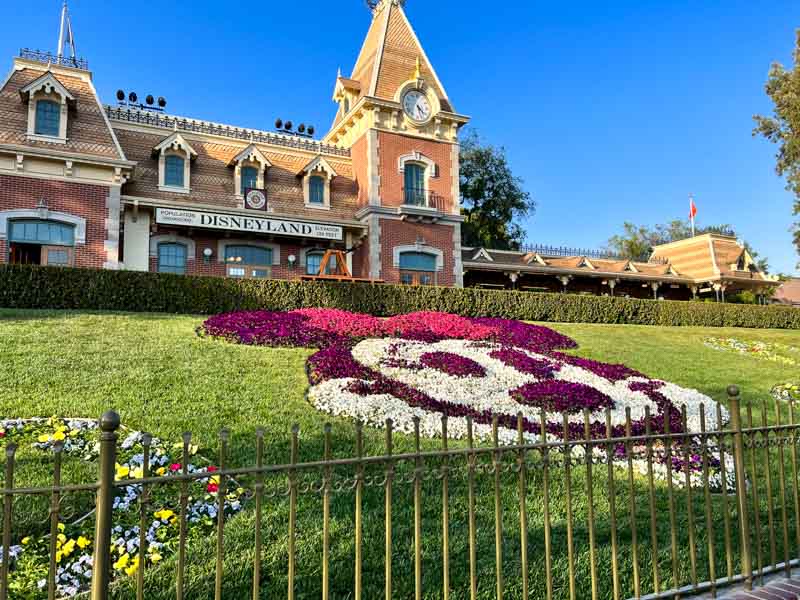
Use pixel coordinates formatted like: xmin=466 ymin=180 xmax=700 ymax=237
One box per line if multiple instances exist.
xmin=402 ymin=90 xmax=432 ymax=123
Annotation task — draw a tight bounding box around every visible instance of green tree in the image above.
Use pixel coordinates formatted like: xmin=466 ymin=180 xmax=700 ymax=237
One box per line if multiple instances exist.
xmin=459 ymin=130 xmax=535 ymax=250
xmin=753 ymin=29 xmax=800 ymax=265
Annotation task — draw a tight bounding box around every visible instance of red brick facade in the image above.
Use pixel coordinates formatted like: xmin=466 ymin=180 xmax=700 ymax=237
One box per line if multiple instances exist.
xmin=378 ymin=219 xmax=456 ymax=286
xmin=0 ymin=173 xmax=111 ymax=269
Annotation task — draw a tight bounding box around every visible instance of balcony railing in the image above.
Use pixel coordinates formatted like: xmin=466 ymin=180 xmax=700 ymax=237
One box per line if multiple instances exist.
xmin=403 ymin=187 xmax=445 ymax=211
xmin=19 ymin=48 xmax=88 ymax=70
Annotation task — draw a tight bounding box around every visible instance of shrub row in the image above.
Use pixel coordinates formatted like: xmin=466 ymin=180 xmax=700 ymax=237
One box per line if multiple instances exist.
xmin=1 ymin=264 xmax=798 ymax=329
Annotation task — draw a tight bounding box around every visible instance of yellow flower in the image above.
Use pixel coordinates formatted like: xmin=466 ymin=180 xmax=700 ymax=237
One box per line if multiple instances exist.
xmin=55 ymin=551 xmax=63 ymax=563
xmin=37 ymin=433 xmax=51 ymax=443
xmin=132 ymin=467 xmax=143 ymax=479
xmin=57 ymin=533 xmax=67 ymax=544
xmin=57 ymin=523 xmax=65 ymax=532
xmin=61 ymin=539 xmax=76 ymax=557
xmin=149 ymin=551 xmax=163 ymax=563
xmin=113 ymin=553 xmax=130 ymax=571
xmin=21 ymin=537 xmax=30 ymax=545
xmin=76 ymin=536 xmax=91 ymax=549
xmin=115 ymin=464 xmax=130 ymax=480
xmin=209 ymin=475 xmax=220 ymax=485
xmin=154 ymin=509 xmax=175 ymax=521
xmin=156 ymin=467 xmax=166 ymax=476
xmin=52 ymin=430 xmax=66 ymax=441
xmin=125 ymin=555 xmax=140 ymax=576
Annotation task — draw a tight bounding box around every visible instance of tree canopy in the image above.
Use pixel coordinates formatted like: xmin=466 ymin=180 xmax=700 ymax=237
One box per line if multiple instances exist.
xmin=753 ymin=29 xmax=800 ymax=265
xmin=459 ymin=130 xmax=535 ymax=250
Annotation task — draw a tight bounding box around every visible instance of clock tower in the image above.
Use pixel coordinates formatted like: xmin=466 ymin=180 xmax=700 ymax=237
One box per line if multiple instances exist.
xmin=325 ymin=0 xmax=469 ymax=286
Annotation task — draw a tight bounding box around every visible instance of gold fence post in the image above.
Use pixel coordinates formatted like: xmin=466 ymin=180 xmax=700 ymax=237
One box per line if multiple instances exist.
xmin=729 ymin=385 xmax=753 ymax=591
xmin=91 ymin=411 xmax=120 ymax=600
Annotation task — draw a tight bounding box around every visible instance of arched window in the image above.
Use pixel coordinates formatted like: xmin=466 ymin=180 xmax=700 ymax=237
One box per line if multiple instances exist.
xmin=224 ymin=245 xmax=272 ymax=266
xmin=34 ymin=100 xmax=61 ymax=137
xmin=164 ymin=155 xmax=185 ymax=188
xmin=8 ymin=219 xmax=74 ymax=246
xmin=157 ymin=243 xmax=187 ymax=275
xmin=309 ymin=175 xmax=325 ymax=205
xmin=398 ymin=251 xmax=437 ymax=286
xmin=241 ymin=166 xmax=258 ymax=192
xmin=404 ymin=163 xmax=425 ymax=205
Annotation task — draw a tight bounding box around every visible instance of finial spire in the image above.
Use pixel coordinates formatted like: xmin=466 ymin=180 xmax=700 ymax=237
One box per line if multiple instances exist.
xmin=56 ymin=0 xmax=77 ymax=63
xmin=413 ymin=56 xmax=421 ymax=80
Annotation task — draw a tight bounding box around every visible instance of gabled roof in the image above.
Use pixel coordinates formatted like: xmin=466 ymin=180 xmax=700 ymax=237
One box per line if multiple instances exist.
xmin=298 ymin=155 xmax=338 ymax=179
xmin=152 ymin=132 xmax=197 ymax=158
xmin=471 ymin=248 xmax=493 ymax=262
xmin=228 ymin=144 xmax=271 ymax=168
xmin=349 ymin=0 xmax=453 ymax=112
xmin=773 ymin=278 xmax=800 ymax=306
xmin=19 ymin=71 xmax=75 ymax=103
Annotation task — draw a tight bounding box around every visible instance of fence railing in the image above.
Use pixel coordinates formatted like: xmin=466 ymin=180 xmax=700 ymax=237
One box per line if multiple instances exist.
xmin=2 ymin=386 xmax=800 ymax=599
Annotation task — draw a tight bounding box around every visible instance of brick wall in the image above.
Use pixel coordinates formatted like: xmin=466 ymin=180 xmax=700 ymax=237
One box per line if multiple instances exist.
xmin=377 ymin=131 xmax=454 ymax=212
xmin=378 ymin=218 xmax=456 ymax=286
xmin=350 ymin=133 xmax=369 ymax=208
xmin=0 ymin=174 xmax=110 ymax=268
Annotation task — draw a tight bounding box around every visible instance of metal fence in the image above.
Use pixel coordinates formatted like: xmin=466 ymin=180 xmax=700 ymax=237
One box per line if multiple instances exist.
xmin=2 ymin=386 xmax=800 ymax=599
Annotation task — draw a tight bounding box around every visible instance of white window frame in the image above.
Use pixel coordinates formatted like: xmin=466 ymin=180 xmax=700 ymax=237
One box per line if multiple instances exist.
xmin=299 ymin=156 xmax=337 ymax=210
xmin=392 ymin=244 xmax=444 ymax=271
xmin=216 ymin=239 xmax=280 ymax=266
xmin=230 ymin=144 xmax=272 ymax=200
xmin=154 ymin=132 xmax=197 ymax=194
xmin=149 ymin=234 xmax=196 ymax=261
xmin=398 ymin=152 xmax=437 ymax=206
xmin=21 ymin=73 xmax=75 ymax=144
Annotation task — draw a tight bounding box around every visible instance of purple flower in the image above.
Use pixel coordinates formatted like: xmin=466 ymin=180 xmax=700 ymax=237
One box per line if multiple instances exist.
xmin=510 ymin=381 xmax=614 ymax=413
xmin=489 ymin=348 xmax=559 ymax=379
xmin=419 ymin=352 xmax=486 ymax=378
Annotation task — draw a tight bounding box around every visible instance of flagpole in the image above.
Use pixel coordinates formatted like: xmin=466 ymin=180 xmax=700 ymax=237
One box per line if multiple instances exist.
xmin=57 ymin=0 xmax=67 ymax=60
xmin=689 ymin=194 xmax=696 ymax=237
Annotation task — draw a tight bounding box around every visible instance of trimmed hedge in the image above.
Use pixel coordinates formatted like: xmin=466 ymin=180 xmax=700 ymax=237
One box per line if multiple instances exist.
xmin=1 ymin=264 xmax=798 ymax=329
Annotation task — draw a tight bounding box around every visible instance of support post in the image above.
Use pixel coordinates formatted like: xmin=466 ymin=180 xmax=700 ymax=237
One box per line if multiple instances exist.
xmin=729 ymin=386 xmax=752 ymax=591
xmin=91 ymin=411 xmax=120 ymax=600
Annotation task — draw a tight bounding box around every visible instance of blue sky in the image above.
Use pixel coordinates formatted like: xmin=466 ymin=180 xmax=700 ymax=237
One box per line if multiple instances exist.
xmin=3 ymin=0 xmax=799 ymax=274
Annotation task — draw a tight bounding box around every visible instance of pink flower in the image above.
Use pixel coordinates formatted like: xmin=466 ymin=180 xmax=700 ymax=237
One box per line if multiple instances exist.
xmin=207 ymin=466 xmax=217 ymax=472
xmin=169 ymin=463 xmax=181 ymax=472
xmin=207 ymin=483 xmax=219 ymax=494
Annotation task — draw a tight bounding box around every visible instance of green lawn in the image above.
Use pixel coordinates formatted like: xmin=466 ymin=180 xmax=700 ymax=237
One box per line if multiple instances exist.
xmin=1 ymin=310 xmax=799 ymax=599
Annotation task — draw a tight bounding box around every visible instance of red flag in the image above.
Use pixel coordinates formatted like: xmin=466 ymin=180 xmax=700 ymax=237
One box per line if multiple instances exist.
xmin=689 ymin=198 xmax=697 ymax=220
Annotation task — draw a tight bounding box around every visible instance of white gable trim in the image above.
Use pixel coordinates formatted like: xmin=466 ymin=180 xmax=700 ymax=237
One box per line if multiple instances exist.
xmin=230 ymin=144 xmax=271 ymax=168
xmin=20 ymin=72 xmax=74 ymax=103
xmin=526 ymin=252 xmax=548 ymax=266
xmin=153 ymin=132 xmax=197 ymax=158
xmin=471 ymin=248 xmax=493 ymax=262
xmin=577 ymin=257 xmax=595 ymax=269
xmin=299 ymin=155 xmax=338 ymax=180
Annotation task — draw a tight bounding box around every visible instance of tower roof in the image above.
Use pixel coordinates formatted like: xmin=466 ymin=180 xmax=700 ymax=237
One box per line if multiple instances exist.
xmin=350 ymin=0 xmax=453 ymax=112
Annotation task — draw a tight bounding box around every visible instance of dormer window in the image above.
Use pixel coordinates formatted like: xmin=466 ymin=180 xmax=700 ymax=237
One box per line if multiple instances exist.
xmin=241 ymin=166 xmax=258 ymax=193
xmin=153 ymin=132 xmax=197 ymax=194
xmin=164 ymin=155 xmax=185 ymax=188
xmin=20 ymin=72 xmax=75 ymax=144
xmin=229 ymin=144 xmax=271 ymax=202
xmin=299 ymin=156 xmax=337 ymax=210
xmin=35 ymin=100 xmax=61 ymax=137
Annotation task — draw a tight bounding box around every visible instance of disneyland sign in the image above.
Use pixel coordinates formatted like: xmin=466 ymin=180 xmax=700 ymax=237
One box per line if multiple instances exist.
xmin=155 ymin=208 xmax=343 ymax=241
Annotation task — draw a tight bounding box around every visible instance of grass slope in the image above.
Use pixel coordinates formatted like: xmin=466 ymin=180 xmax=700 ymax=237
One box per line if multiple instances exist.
xmin=1 ymin=310 xmax=798 ymax=599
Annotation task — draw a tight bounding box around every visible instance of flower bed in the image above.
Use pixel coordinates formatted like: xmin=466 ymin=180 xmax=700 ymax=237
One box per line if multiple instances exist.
xmin=202 ymin=309 xmax=727 ymax=450
xmin=704 ymin=337 xmax=800 ymax=367
xmin=0 ymin=418 xmax=244 ymax=598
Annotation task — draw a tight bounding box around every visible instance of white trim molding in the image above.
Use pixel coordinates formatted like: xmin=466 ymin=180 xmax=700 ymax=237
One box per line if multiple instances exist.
xmin=299 ymin=156 xmax=337 ymax=210
xmin=0 ymin=208 xmax=86 ymax=244
xmin=216 ymin=239 xmax=280 ymax=266
xmin=392 ymin=243 xmax=444 ymax=272
xmin=20 ymin=72 xmax=75 ymax=145
xmin=229 ymin=144 xmax=272 ymax=199
xmin=397 ymin=151 xmax=436 ymax=175
xmin=149 ymin=234 xmax=196 ymax=259
xmin=153 ymin=132 xmax=197 ymax=194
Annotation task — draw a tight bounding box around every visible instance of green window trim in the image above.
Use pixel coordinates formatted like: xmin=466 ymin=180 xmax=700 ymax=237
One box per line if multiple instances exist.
xmin=398 ymin=251 xmax=437 ymax=272
xmin=309 ymin=175 xmax=325 ymax=204
xmin=164 ymin=155 xmax=185 ymax=188
xmin=8 ymin=219 xmax=75 ymax=246
xmin=241 ymin=166 xmax=258 ymax=193
xmin=157 ymin=242 xmax=187 ymax=275
xmin=224 ymin=245 xmax=273 ymax=266
xmin=34 ymin=100 xmax=61 ymax=137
